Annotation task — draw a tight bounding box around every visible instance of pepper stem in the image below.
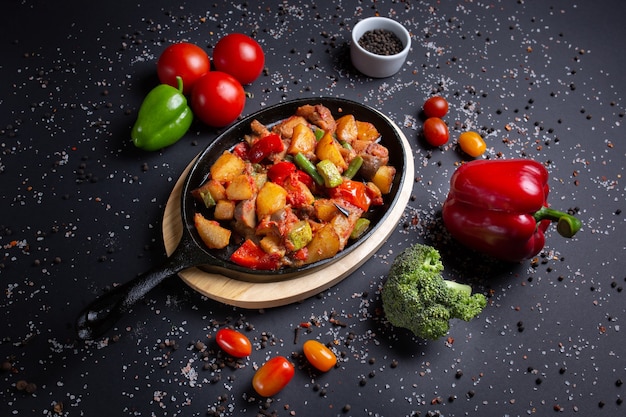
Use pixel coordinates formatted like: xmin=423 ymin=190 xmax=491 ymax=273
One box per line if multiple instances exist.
xmin=533 ymin=206 xmax=582 ymax=238
xmin=175 ymin=76 xmax=184 ymax=94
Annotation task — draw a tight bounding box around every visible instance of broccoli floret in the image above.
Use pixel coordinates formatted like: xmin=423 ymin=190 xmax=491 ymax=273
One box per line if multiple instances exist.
xmin=381 ymin=243 xmax=487 ymax=340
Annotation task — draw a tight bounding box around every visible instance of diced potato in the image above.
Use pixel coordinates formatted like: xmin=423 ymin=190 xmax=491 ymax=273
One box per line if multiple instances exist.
xmin=371 ymin=165 xmax=396 ymax=194
xmin=316 ymin=132 xmax=348 ymax=171
xmin=260 ymin=234 xmax=286 ymax=257
xmin=213 ymin=199 xmax=235 ymax=220
xmin=313 ymin=199 xmax=340 ymax=222
xmin=356 ymin=120 xmax=380 ymax=141
xmin=194 ymin=212 xmax=231 ymax=249
xmin=365 ymin=181 xmax=383 ymax=206
xmin=287 ymin=123 xmax=317 ymax=156
xmin=335 ymin=115 xmax=358 ymax=143
xmin=284 ymin=178 xmax=315 ymax=208
xmin=192 ymin=179 xmax=227 ymax=208
xmin=256 ymin=181 xmax=288 ymax=219
xmin=205 ymin=179 xmax=227 ymax=201
xmin=304 ymin=223 xmax=341 ymax=264
xmin=329 ymin=213 xmax=354 ymax=250
xmin=210 ymin=151 xmax=246 ymax=182
xmin=226 ymin=174 xmax=256 ymax=200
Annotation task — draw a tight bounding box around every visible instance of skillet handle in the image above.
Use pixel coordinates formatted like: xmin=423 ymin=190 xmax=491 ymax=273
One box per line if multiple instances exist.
xmin=75 ymin=244 xmax=196 ymax=341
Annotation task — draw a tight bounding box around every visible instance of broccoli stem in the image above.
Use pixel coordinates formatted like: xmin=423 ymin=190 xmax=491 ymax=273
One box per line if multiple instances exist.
xmin=444 ymin=280 xmax=472 ymax=297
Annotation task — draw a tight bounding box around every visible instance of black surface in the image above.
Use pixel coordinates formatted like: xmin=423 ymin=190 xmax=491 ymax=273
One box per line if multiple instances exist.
xmin=2 ymin=1 xmax=625 ymax=416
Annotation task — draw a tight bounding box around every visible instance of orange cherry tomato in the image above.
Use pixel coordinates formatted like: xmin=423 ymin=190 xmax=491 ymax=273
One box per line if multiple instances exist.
xmin=458 ymin=131 xmax=486 ymax=157
xmin=215 ymin=328 xmax=252 ymax=358
xmin=252 ymin=356 xmax=295 ymax=397
xmin=303 ymin=340 xmax=337 ymax=372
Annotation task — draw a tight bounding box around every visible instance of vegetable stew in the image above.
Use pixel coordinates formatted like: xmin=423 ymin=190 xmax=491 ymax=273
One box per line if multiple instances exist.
xmin=190 ymin=103 xmax=397 ymax=270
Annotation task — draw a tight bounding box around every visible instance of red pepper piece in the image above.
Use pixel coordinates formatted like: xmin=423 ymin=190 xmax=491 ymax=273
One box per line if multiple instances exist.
xmin=295 ymin=169 xmax=314 ymax=189
xmin=442 ymin=159 xmax=581 ymax=262
xmin=232 ymin=142 xmax=250 ymax=160
xmin=230 ymin=239 xmax=281 ymax=270
xmin=328 ymin=180 xmax=371 ymax=212
xmin=248 ymin=133 xmax=284 ymax=163
xmin=267 ymin=161 xmax=297 ymax=184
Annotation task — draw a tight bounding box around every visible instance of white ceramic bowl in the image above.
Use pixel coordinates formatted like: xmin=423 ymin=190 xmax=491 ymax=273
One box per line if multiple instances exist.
xmin=350 ymin=17 xmax=411 ymax=78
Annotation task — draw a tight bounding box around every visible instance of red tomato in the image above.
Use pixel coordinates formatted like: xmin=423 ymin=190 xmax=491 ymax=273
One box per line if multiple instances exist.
xmin=303 ymin=340 xmax=337 ymax=372
xmin=423 ymin=117 xmax=449 ymax=147
xmin=328 ymin=180 xmax=371 ymax=211
xmin=423 ymin=96 xmax=449 ymax=118
xmin=215 ymin=328 xmax=252 ymax=358
xmin=157 ymin=42 xmax=210 ymax=95
xmin=213 ymin=33 xmax=265 ymax=85
xmin=191 ymin=71 xmax=246 ymax=127
xmin=252 ymin=356 xmax=295 ymax=397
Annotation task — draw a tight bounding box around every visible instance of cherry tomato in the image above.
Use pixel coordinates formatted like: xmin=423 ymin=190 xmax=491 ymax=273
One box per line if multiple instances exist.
xmin=252 ymin=356 xmax=295 ymax=397
xmin=191 ymin=71 xmax=246 ymax=127
xmin=303 ymin=340 xmax=337 ymax=372
xmin=458 ymin=131 xmax=486 ymax=157
xmin=215 ymin=328 xmax=252 ymax=358
xmin=423 ymin=96 xmax=449 ymax=118
xmin=422 ymin=117 xmax=449 ymax=147
xmin=157 ymin=42 xmax=210 ymax=95
xmin=213 ymin=33 xmax=265 ymax=85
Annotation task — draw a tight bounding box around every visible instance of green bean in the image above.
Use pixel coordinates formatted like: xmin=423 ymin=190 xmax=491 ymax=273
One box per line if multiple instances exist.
xmin=350 ymin=218 xmax=371 ymax=239
xmin=314 ymin=128 xmax=325 ymax=141
xmin=343 ymin=155 xmax=363 ymax=179
xmin=294 ymin=152 xmax=324 ymax=186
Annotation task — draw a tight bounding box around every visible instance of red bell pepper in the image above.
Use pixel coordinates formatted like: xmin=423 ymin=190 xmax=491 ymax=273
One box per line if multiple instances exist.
xmin=328 ymin=180 xmax=371 ymax=212
xmin=441 ymin=159 xmax=581 ymax=262
xmin=248 ymin=133 xmax=284 ymax=163
xmin=267 ymin=161 xmax=296 ymax=184
xmin=230 ymin=239 xmax=282 ymax=270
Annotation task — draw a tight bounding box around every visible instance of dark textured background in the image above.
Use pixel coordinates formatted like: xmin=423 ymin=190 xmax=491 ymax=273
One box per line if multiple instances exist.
xmin=2 ymin=1 xmax=625 ymax=416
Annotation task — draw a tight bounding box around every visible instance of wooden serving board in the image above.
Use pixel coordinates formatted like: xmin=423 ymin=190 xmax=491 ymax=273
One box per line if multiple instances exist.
xmin=161 ymin=125 xmax=413 ymax=309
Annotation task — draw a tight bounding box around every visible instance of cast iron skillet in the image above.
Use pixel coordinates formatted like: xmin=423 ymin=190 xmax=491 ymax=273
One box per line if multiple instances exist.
xmin=76 ymin=97 xmax=407 ymax=340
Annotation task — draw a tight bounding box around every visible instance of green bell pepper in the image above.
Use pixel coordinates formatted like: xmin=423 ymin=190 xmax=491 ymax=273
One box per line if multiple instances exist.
xmin=131 ymin=76 xmax=193 ymax=151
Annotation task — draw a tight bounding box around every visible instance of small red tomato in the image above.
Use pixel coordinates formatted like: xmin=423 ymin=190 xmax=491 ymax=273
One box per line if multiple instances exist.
xmin=213 ymin=33 xmax=265 ymax=85
xmin=303 ymin=340 xmax=337 ymax=372
xmin=215 ymin=328 xmax=252 ymax=358
xmin=157 ymin=42 xmax=210 ymax=95
xmin=422 ymin=117 xmax=449 ymax=147
xmin=423 ymin=96 xmax=449 ymax=118
xmin=458 ymin=131 xmax=486 ymax=157
xmin=252 ymin=356 xmax=295 ymax=397
xmin=191 ymin=71 xmax=246 ymax=127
